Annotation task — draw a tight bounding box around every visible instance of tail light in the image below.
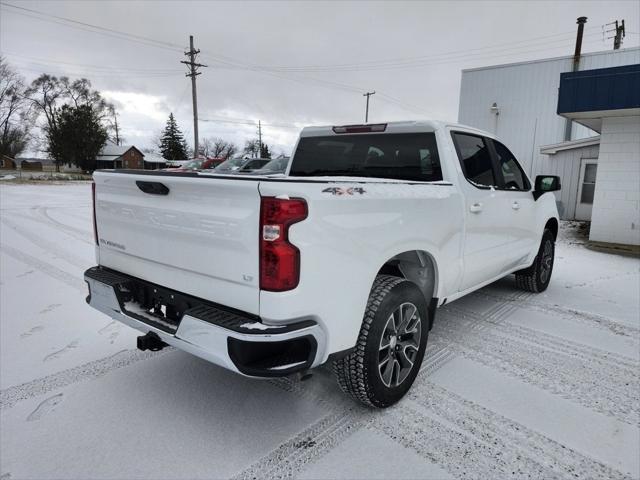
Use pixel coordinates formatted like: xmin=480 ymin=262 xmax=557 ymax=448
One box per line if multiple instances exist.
xmin=91 ymin=182 xmax=99 ymax=245
xmin=260 ymin=197 xmax=308 ymax=291
xmin=332 ymin=123 xmax=387 ymax=134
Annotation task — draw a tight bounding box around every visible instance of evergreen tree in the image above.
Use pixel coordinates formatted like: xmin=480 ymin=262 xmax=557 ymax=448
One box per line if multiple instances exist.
xmin=159 ymin=113 xmax=188 ymax=160
xmin=47 ymin=104 xmax=108 ymax=172
xmin=260 ymin=142 xmax=272 ymax=159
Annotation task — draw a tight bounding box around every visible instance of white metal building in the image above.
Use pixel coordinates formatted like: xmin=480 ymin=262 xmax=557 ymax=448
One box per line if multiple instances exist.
xmin=458 ymin=47 xmax=640 ymax=246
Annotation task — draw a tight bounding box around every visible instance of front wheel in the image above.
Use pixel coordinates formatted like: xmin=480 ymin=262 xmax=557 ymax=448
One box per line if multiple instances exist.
xmin=515 ymin=228 xmax=555 ymax=293
xmin=333 ymin=275 xmax=429 ymax=408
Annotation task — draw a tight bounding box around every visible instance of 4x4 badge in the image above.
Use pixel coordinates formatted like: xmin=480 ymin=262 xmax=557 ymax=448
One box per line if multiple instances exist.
xmin=322 ymin=187 xmax=366 ymax=196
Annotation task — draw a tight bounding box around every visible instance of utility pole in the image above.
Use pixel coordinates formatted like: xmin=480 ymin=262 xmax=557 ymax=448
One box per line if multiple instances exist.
xmin=181 ymin=35 xmax=207 ymax=158
xmin=565 ymin=16 xmax=587 ymax=141
xmin=363 ymin=91 xmax=376 ymax=123
xmin=258 ymin=120 xmax=262 ymax=158
xmin=606 ymin=20 xmax=625 ymax=50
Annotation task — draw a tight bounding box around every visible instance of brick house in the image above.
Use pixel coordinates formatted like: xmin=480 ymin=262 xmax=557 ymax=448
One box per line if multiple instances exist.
xmin=1 ymin=154 xmax=16 ymax=169
xmin=96 ymin=142 xmax=145 ymax=169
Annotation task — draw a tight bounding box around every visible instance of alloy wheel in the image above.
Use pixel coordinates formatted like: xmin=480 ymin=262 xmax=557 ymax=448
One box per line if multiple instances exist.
xmin=378 ymin=302 xmax=422 ymax=387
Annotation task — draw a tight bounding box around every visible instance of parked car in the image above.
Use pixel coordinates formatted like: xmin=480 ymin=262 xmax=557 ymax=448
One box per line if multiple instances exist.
xmin=164 ymin=158 xmax=224 ymax=172
xmin=248 ymin=156 xmax=290 ymax=175
xmin=86 ymin=120 xmax=560 ymax=407
xmin=213 ymin=157 xmax=271 ymax=174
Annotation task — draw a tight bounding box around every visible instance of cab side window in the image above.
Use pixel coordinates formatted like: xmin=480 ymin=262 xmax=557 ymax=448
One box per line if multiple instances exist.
xmin=492 ymin=141 xmax=530 ymax=191
xmin=451 ymin=132 xmax=496 ymax=188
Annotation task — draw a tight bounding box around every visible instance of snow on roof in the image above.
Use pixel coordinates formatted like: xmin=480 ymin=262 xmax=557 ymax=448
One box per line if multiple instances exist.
xmin=143 ymin=153 xmax=167 ymax=164
xmin=540 ymin=136 xmax=601 ymax=155
xmin=99 ymin=144 xmax=137 ymax=157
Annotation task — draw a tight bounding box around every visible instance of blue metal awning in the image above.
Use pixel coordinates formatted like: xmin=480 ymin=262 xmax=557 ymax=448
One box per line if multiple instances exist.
xmin=557 ymin=64 xmax=640 ymax=132
xmin=558 ymin=64 xmax=640 ymax=114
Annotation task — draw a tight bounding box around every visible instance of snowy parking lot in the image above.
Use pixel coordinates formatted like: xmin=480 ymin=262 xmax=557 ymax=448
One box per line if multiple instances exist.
xmin=1 ymin=182 xmax=639 ymax=480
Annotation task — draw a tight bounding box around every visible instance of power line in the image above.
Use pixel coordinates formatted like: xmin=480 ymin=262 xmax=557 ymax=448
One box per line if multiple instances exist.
xmin=0 ymin=2 xmax=185 ymax=52
xmin=10 ymin=64 xmax=184 ymax=79
xmin=2 ymin=52 xmax=183 ymax=74
xmin=199 ymin=117 xmax=299 ymax=129
xmin=232 ymin=30 xmax=604 ymax=73
xmin=201 ymin=32 xmax=605 ymax=75
xmin=1 ymin=2 xmax=617 ymax=74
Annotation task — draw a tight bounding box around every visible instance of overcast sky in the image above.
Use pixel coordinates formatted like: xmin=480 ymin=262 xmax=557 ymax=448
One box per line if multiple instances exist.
xmin=2 ymin=0 xmax=639 ymax=156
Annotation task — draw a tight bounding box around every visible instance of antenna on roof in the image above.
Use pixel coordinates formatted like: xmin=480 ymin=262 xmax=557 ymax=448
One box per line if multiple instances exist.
xmin=605 ymin=20 xmax=626 ymax=50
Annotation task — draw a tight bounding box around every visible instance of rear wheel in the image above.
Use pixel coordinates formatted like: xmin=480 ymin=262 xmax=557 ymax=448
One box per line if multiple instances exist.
xmin=515 ymin=228 xmax=555 ymax=293
xmin=333 ymin=275 xmax=429 ymax=408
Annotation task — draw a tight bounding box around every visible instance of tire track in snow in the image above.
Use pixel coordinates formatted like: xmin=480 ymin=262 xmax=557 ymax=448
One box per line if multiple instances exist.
xmin=409 ymin=382 xmax=634 ymax=480
xmin=438 ymin=309 xmax=640 ymax=426
xmin=0 ymin=243 xmax=86 ymax=292
xmin=0 ymin=348 xmax=169 ymax=410
xmin=6 ymin=206 xmax=93 ymax=245
xmin=448 ymin=305 xmax=638 ymax=370
xmin=229 ymin=411 xmax=365 ymax=480
xmin=37 ymin=206 xmax=93 ymax=243
xmin=472 ymin=290 xmax=640 ymax=339
xmin=0 ymin=216 xmax=91 ymax=270
xmin=373 ymin=404 xmax=561 ymax=480
xmin=232 ymin=343 xmax=458 ymax=480
xmin=563 ymin=270 xmax=639 ymax=289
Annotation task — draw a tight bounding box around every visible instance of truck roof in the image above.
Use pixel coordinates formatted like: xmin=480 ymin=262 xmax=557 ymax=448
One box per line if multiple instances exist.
xmin=300 ymin=120 xmax=495 ymax=139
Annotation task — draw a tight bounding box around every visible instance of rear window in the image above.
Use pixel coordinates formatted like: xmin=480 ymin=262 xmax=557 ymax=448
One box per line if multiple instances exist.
xmin=290 ymin=133 xmax=442 ymax=182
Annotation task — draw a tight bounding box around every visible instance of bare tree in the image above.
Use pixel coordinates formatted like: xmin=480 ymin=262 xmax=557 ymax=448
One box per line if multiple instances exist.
xmin=0 ymin=57 xmax=31 ymax=157
xmin=197 ymin=137 xmax=237 ymax=159
xmin=24 ymin=74 xmax=65 ymax=132
xmin=213 ymin=138 xmax=237 ymax=159
xmin=243 ymin=139 xmax=260 ymax=158
xmin=25 ymin=73 xmax=118 ymax=170
xmin=199 ymin=137 xmax=214 ymax=157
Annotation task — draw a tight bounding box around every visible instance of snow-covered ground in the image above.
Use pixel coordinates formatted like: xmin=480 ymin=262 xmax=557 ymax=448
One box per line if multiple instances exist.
xmin=1 ymin=183 xmax=638 ymax=480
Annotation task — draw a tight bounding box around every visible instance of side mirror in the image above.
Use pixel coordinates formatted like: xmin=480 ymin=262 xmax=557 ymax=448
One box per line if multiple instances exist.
xmin=533 ymin=175 xmax=561 ymax=200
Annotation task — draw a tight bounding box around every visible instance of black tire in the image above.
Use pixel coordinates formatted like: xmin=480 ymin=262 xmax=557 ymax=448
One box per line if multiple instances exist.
xmin=515 ymin=228 xmax=555 ymax=293
xmin=333 ymin=275 xmax=429 ymax=408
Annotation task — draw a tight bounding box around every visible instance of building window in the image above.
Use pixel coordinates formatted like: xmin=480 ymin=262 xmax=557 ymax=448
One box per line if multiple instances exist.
xmin=581 ymin=163 xmax=597 ymax=204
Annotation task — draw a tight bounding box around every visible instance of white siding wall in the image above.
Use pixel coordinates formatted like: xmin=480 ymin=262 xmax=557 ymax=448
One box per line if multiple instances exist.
xmin=458 ymin=48 xmax=640 ymax=176
xmin=538 ymin=144 xmax=600 ymax=220
xmin=589 ymin=116 xmax=640 ymax=246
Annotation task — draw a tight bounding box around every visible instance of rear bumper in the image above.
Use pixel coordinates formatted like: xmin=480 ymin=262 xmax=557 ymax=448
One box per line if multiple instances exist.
xmin=84 ymin=267 xmax=325 ymax=377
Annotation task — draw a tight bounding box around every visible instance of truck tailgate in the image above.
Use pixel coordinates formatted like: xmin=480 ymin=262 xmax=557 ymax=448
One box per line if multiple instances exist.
xmin=93 ymin=171 xmax=261 ymax=315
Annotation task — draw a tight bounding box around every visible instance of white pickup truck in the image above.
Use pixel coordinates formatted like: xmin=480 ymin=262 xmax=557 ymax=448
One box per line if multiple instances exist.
xmin=85 ymin=120 xmax=560 ymax=407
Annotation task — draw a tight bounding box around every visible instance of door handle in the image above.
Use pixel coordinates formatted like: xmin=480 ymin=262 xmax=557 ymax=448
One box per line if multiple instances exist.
xmin=469 ymin=202 xmax=483 ymax=213
xmin=136 ymin=181 xmax=170 ymax=195
xmin=512 ymin=201 xmax=521 ymax=210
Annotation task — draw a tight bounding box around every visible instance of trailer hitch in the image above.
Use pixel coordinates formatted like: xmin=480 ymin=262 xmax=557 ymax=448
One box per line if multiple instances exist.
xmin=137 ymin=332 xmax=168 ymax=352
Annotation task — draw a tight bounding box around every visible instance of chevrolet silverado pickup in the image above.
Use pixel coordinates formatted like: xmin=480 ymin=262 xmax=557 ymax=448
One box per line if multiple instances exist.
xmin=85 ymin=120 xmax=561 ymax=407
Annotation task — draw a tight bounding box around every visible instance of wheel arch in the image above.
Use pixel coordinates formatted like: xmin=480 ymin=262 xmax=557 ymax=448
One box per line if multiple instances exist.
xmin=545 ymin=217 xmax=559 ymax=240
xmin=376 ymin=250 xmax=439 ymax=329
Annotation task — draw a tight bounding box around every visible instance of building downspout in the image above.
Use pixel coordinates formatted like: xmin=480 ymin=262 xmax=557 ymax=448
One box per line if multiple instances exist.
xmin=564 ymin=16 xmax=588 ymax=141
